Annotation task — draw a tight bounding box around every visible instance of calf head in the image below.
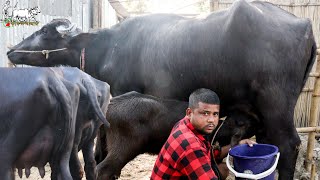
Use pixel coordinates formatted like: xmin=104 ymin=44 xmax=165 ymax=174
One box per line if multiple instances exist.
xmin=212 ymin=107 xmax=260 ymax=147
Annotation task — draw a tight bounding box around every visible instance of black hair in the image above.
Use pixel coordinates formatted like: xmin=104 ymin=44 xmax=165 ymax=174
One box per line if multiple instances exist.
xmin=188 ymin=88 xmax=220 ymax=108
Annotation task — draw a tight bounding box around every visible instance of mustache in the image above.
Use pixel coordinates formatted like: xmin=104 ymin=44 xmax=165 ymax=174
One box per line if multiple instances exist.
xmin=205 ymin=124 xmax=216 ymax=129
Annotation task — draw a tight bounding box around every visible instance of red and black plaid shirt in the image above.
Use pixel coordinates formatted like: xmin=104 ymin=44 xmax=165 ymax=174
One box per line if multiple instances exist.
xmin=151 ymin=116 xmax=218 ymax=180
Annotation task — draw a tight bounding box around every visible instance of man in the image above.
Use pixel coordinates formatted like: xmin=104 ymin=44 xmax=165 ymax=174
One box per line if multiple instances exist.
xmin=151 ymin=88 xmax=256 ymax=180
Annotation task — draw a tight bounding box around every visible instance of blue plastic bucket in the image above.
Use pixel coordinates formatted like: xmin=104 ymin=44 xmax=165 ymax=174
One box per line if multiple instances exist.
xmin=226 ymin=144 xmax=280 ymax=180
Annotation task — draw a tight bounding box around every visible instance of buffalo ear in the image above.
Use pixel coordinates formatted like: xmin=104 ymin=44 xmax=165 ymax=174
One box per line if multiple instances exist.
xmin=68 ymin=33 xmax=98 ymax=50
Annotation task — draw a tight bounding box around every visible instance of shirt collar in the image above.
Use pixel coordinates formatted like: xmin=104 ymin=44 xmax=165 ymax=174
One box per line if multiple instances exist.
xmin=184 ymin=116 xmax=206 ymax=142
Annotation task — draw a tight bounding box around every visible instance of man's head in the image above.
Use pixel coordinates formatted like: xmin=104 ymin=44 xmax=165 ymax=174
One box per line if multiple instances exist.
xmin=186 ymin=88 xmax=220 ymax=135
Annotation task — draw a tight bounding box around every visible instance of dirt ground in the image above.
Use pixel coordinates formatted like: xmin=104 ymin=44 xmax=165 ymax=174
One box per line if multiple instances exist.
xmin=294 ymin=134 xmax=320 ymax=180
xmin=14 ymin=153 xmax=157 ymax=180
xmin=15 ymin=134 xmax=320 ymax=180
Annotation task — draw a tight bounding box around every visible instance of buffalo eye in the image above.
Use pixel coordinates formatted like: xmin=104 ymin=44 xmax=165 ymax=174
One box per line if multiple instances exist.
xmin=41 ymin=27 xmax=48 ymax=35
xmin=236 ymin=120 xmax=245 ymax=127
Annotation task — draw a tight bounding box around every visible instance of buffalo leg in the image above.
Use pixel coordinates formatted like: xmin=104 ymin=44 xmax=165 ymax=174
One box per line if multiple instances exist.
xmin=0 ymin=166 xmax=14 ymax=180
xmin=50 ymin=160 xmax=59 ymax=180
xmin=95 ymin=126 xmax=108 ymax=164
xmin=69 ymin=147 xmax=84 ymax=180
xmin=51 ymin=157 xmax=73 ymax=180
xmin=97 ymin=137 xmax=144 ymax=180
xmin=82 ymin=140 xmax=97 ymax=180
xmin=256 ymin=88 xmax=301 ymax=180
xmin=97 ymin=153 xmax=125 ymax=180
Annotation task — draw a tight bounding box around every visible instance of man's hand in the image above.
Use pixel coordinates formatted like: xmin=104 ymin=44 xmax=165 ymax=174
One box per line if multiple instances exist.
xmin=239 ymin=139 xmax=257 ymax=147
xmin=219 ymin=139 xmax=257 ymax=160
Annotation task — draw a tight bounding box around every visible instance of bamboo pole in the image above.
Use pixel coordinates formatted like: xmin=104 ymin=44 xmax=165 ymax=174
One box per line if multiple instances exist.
xmin=214 ymin=2 xmax=320 ymax=6
xmin=304 ymin=53 xmax=320 ymax=171
xmin=91 ymin=0 xmax=102 ymax=29
xmin=209 ymin=0 xmax=214 ymax=12
xmin=296 ymin=127 xmax=320 ymax=133
xmin=309 ymin=73 xmax=320 ymax=77
xmin=310 ymin=163 xmax=316 ymax=180
xmin=209 ymin=0 xmax=219 ymax=12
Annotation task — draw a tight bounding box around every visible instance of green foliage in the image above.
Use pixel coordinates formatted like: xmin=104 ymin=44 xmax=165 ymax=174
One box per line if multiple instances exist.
xmin=123 ymin=0 xmax=150 ymax=13
xmin=197 ymin=1 xmax=210 ymax=12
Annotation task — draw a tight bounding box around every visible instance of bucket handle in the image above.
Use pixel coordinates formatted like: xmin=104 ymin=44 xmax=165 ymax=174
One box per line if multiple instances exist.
xmin=226 ymin=152 xmax=280 ymax=180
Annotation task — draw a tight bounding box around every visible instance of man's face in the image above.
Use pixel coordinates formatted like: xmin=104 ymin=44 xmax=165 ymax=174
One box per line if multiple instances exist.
xmin=187 ymin=102 xmax=220 ymax=135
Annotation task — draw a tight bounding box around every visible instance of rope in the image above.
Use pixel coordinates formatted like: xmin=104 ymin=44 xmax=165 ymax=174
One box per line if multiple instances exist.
xmin=80 ymin=48 xmax=86 ymax=71
xmin=211 ymin=120 xmax=225 ymax=146
xmin=12 ymin=48 xmax=67 ymax=59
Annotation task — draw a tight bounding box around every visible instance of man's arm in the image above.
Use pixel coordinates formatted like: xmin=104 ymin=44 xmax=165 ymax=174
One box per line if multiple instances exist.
xmin=217 ymin=139 xmax=257 ymax=160
xmin=176 ymin=147 xmax=218 ymax=180
xmin=218 ymin=144 xmax=231 ymax=160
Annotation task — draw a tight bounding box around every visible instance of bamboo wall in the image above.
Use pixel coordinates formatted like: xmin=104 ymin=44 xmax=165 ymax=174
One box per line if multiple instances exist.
xmin=211 ymin=0 xmax=320 ymax=127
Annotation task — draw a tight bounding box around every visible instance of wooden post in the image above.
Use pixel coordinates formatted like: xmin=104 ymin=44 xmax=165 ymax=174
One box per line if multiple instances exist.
xmin=310 ymin=163 xmax=316 ymax=180
xmin=91 ymin=0 xmax=102 ymax=29
xmin=210 ymin=0 xmax=218 ymax=12
xmin=210 ymin=0 xmax=214 ymax=12
xmin=305 ymin=51 xmax=320 ymax=171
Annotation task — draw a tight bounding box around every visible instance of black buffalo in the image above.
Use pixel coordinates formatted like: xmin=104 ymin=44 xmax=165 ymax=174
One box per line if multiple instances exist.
xmin=94 ymin=91 xmax=258 ymax=179
xmin=0 ymin=67 xmax=110 ymax=180
xmin=52 ymin=67 xmax=110 ymax=180
xmin=0 ymin=67 xmax=79 ymax=180
xmin=7 ymin=1 xmax=317 ymax=178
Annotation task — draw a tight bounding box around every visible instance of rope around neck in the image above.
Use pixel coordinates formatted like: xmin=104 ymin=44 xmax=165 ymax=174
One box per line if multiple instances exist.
xmin=12 ymin=48 xmax=67 ymax=59
xmin=211 ymin=120 xmax=225 ymax=146
xmin=12 ymin=48 xmax=86 ymax=71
